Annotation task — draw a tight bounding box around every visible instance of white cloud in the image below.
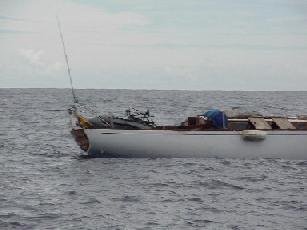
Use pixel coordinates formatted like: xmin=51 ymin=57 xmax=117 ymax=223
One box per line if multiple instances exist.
xmin=19 ymin=48 xmax=44 ymax=66
xmin=18 ymin=48 xmax=64 ymax=73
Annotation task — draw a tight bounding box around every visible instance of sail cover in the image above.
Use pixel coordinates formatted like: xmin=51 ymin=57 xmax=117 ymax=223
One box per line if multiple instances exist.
xmin=203 ymin=109 xmax=228 ymax=129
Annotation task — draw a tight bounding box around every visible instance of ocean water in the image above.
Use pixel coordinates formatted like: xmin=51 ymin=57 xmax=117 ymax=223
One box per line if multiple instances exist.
xmin=0 ymin=88 xmax=307 ymax=229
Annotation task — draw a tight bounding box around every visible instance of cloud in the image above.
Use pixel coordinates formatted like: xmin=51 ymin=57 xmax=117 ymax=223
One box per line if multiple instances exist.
xmin=19 ymin=48 xmax=44 ymax=66
xmin=18 ymin=48 xmax=64 ymax=73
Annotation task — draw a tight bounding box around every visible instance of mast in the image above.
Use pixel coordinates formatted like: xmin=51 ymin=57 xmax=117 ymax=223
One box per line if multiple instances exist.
xmin=56 ymin=15 xmax=78 ymax=104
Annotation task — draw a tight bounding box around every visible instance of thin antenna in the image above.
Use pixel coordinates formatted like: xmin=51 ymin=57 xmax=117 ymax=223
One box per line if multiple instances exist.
xmin=56 ymin=15 xmax=78 ymax=104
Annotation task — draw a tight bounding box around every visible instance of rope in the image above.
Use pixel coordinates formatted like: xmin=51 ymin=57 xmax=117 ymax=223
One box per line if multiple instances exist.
xmin=56 ymin=15 xmax=78 ymax=104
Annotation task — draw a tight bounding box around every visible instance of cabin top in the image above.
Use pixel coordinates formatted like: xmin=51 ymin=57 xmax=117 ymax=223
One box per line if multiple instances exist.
xmin=154 ymin=115 xmax=307 ymax=131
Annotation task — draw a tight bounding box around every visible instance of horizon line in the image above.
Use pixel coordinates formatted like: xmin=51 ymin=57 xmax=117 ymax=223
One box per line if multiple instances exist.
xmin=1 ymin=87 xmax=307 ymax=92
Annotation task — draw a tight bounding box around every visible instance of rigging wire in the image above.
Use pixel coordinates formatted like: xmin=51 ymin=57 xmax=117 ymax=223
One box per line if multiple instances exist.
xmin=56 ymin=15 xmax=111 ymax=127
xmin=56 ymin=15 xmax=78 ymax=104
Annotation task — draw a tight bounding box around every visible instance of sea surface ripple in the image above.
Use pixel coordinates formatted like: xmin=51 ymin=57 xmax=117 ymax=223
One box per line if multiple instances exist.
xmin=0 ymin=89 xmax=307 ymax=229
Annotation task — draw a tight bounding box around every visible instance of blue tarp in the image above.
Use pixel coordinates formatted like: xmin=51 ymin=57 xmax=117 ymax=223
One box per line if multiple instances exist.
xmin=203 ymin=109 xmax=228 ymax=129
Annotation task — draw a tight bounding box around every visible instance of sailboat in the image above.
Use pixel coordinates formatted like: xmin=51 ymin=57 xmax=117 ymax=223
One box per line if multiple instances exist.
xmin=69 ymin=107 xmax=307 ymax=159
xmin=57 ymin=18 xmax=307 ymax=159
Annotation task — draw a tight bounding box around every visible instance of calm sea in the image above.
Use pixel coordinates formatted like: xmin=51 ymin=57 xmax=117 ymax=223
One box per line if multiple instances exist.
xmin=0 ymin=88 xmax=306 ymax=229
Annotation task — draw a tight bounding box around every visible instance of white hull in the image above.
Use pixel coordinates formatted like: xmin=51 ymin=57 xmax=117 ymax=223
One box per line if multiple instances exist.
xmin=84 ymin=129 xmax=307 ymax=159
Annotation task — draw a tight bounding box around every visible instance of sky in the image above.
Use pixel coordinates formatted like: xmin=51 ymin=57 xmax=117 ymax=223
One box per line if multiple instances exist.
xmin=0 ymin=0 xmax=307 ymax=90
